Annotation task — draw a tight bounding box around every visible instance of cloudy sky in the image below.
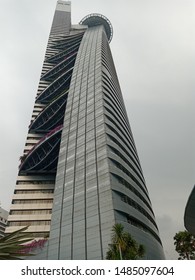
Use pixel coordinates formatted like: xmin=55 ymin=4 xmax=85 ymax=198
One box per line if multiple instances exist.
xmin=0 ymin=0 xmax=194 ymax=259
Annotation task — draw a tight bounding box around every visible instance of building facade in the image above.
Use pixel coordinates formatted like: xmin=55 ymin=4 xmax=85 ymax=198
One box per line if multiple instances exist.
xmin=0 ymin=207 xmax=8 ymax=238
xmin=184 ymin=185 xmax=195 ymax=235
xmin=6 ymin=1 xmax=165 ymax=259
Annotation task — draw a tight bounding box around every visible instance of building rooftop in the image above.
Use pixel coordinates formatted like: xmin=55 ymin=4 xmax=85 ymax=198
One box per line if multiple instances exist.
xmin=80 ymin=13 xmax=113 ymax=43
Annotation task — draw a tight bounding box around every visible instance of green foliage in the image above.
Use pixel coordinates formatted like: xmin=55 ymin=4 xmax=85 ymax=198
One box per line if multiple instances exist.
xmin=0 ymin=226 xmax=34 ymax=260
xmin=173 ymin=230 xmax=195 ymax=260
xmin=106 ymin=223 xmax=145 ymax=260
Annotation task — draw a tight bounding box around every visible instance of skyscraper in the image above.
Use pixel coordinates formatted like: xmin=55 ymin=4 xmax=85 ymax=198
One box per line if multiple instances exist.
xmin=6 ymin=1 xmax=165 ymax=259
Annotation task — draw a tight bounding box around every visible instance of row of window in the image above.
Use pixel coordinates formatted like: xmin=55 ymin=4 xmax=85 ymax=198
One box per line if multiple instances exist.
xmin=34 ymin=105 xmax=44 ymax=109
xmin=27 ymin=137 xmax=42 ymax=141
xmin=105 ymin=112 xmax=138 ymax=162
xmin=8 ymin=220 xmax=51 ymax=226
xmin=102 ymin=69 xmax=127 ymax=120
xmin=10 ymin=210 xmax=52 ymax=215
xmin=110 ymin=158 xmax=149 ymax=200
xmin=102 ymin=71 xmax=128 ymax=126
xmin=119 ymin=192 xmax=157 ymax=229
xmin=16 ymin=181 xmax=55 ymax=185
xmin=111 ymin=173 xmax=153 ymax=215
xmin=106 ymin=122 xmax=139 ymax=169
xmin=103 ymin=93 xmax=134 ymax=146
xmin=102 ymin=81 xmax=126 ymax=127
xmin=124 ymin=213 xmax=162 ymax=245
xmin=12 ymin=199 xmax=53 ymax=204
xmin=14 ymin=190 xmax=54 ymax=194
xmin=101 ymin=38 xmax=117 ymax=85
xmin=108 ymin=144 xmax=145 ymax=187
xmin=107 ymin=133 xmax=143 ymax=179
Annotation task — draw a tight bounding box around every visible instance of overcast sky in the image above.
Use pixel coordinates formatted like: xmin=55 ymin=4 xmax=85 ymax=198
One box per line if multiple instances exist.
xmin=0 ymin=0 xmax=194 ymax=259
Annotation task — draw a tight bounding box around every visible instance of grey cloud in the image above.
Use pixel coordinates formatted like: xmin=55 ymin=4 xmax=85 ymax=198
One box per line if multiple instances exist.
xmin=0 ymin=0 xmax=194 ymax=260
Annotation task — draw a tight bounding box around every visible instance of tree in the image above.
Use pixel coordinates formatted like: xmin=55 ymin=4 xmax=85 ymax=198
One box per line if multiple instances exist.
xmin=0 ymin=226 xmax=34 ymax=260
xmin=106 ymin=223 xmax=145 ymax=260
xmin=174 ymin=230 xmax=195 ymax=260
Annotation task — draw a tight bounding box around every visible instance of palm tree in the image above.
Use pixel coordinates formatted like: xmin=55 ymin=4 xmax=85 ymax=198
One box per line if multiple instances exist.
xmin=110 ymin=223 xmax=126 ymax=259
xmin=106 ymin=223 xmax=145 ymax=260
xmin=0 ymin=226 xmax=34 ymax=260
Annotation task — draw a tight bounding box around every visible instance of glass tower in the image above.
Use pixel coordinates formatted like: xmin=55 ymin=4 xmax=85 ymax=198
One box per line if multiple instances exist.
xmin=6 ymin=1 xmax=165 ymax=260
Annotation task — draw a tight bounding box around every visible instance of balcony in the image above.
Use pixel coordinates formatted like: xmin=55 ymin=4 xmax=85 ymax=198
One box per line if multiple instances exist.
xmin=41 ymin=53 xmax=76 ymax=81
xmin=51 ymin=32 xmax=84 ymax=50
xmin=19 ymin=126 xmax=63 ymax=173
xmin=36 ymin=68 xmax=73 ymax=104
xmin=46 ymin=42 xmax=80 ymax=64
xmin=30 ymin=92 xmax=68 ymax=133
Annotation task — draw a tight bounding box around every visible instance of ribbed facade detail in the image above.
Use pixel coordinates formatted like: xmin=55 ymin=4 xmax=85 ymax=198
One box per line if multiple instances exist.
xmin=6 ymin=1 xmax=85 ymax=239
xmin=6 ymin=1 xmax=165 ymax=260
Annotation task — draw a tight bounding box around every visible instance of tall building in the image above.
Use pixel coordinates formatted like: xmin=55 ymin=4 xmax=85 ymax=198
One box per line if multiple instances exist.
xmin=0 ymin=207 xmax=8 ymax=238
xmin=6 ymin=1 xmax=165 ymax=259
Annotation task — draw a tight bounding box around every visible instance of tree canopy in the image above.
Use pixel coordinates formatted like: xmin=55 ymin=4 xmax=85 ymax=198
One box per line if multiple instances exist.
xmin=173 ymin=230 xmax=195 ymax=260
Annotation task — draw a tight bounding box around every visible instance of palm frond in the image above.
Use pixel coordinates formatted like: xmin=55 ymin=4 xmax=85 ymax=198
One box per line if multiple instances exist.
xmin=0 ymin=226 xmax=34 ymax=260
